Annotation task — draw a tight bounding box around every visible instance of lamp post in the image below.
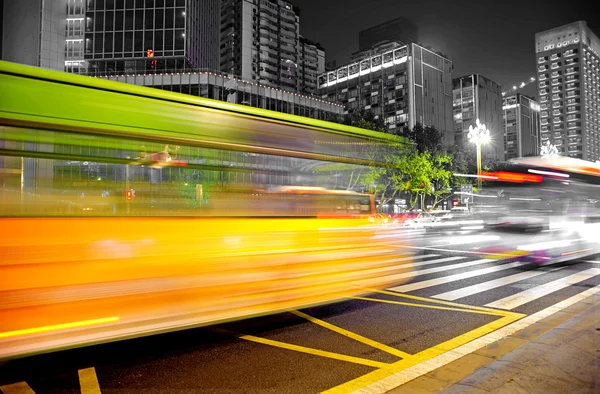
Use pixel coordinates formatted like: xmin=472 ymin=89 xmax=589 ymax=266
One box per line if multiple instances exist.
xmin=468 ymin=118 xmax=490 ymax=190
xmin=540 ymin=141 xmax=559 ymax=159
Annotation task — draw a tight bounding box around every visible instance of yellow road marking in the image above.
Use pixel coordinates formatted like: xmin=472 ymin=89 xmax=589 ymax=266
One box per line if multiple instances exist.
xmin=0 ymin=382 xmax=35 ymax=394
xmin=291 ymin=310 xmax=412 ymax=359
xmin=78 ymin=367 xmax=102 ymax=394
xmin=215 ymin=328 xmax=392 ymax=370
xmin=352 ymin=296 xmax=507 ymax=317
xmin=322 ymin=305 xmax=525 ymax=393
xmin=367 ymin=288 xmax=519 ymax=317
xmin=0 ymin=317 xmax=119 ymax=339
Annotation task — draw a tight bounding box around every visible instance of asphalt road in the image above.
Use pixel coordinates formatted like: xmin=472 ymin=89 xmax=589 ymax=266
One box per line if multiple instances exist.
xmin=1 ymin=228 xmax=599 ymax=393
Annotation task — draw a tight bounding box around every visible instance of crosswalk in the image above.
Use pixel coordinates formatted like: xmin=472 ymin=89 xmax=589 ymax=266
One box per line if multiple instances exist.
xmin=385 ymin=251 xmax=600 ymax=312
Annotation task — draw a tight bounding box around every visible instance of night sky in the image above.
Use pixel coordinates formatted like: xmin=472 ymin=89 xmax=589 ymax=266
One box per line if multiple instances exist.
xmin=293 ymin=0 xmax=599 ymax=98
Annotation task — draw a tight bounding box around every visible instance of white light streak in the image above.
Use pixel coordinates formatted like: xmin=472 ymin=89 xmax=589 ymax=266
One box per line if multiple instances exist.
xmin=528 ymin=169 xmax=569 ymax=178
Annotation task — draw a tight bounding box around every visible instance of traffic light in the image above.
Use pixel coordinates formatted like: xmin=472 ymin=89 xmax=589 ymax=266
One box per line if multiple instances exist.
xmin=453 ymin=199 xmax=459 ymax=207
xmin=126 ymin=189 xmax=133 ymax=200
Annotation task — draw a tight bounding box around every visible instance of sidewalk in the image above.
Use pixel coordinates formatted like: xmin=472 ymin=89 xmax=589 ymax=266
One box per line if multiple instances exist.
xmin=389 ymin=294 xmax=599 ymax=394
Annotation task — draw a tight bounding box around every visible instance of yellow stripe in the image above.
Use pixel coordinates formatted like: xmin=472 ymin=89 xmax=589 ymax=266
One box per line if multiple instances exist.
xmin=0 ymin=382 xmax=35 ymax=394
xmin=322 ymin=314 xmax=523 ymax=393
xmin=78 ymin=367 xmax=102 ymax=394
xmin=352 ymin=296 xmax=508 ymax=317
xmin=368 ymin=288 xmax=520 ymax=317
xmin=213 ymin=328 xmax=392 ymax=370
xmin=0 ymin=317 xmax=119 ymax=339
xmin=291 ymin=310 xmax=413 ymax=359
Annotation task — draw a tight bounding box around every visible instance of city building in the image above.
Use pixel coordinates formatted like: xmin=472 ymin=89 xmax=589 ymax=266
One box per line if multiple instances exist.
xmin=220 ymin=0 xmax=324 ymax=94
xmin=503 ymin=94 xmax=541 ymax=159
xmin=95 ymin=70 xmax=343 ymax=120
xmin=357 ymin=17 xmax=418 ymax=52
xmin=318 ymin=42 xmax=454 ymax=144
xmin=297 ymin=36 xmax=325 ymax=94
xmin=1 ymin=0 xmax=69 ymax=71
xmin=82 ymin=0 xmax=220 ymax=75
xmin=535 ymin=21 xmax=600 ymax=161
xmin=452 ymin=74 xmax=504 ymax=161
xmin=1 ymin=0 xmax=339 ymax=120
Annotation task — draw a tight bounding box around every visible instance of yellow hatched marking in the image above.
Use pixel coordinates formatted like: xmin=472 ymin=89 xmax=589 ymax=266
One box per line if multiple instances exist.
xmin=78 ymin=367 xmax=102 ymax=394
xmin=0 ymin=382 xmax=35 ymax=394
xmin=291 ymin=310 xmax=412 ymax=359
xmin=0 ymin=317 xmax=119 ymax=339
xmin=352 ymin=296 xmax=507 ymax=317
xmin=236 ymin=332 xmax=393 ymax=370
xmin=367 ymin=288 xmax=520 ymax=316
xmin=322 ymin=299 xmax=525 ymax=393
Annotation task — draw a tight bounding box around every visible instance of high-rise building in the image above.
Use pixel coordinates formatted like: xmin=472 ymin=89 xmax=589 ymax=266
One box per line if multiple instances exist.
xmin=297 ymin=36 xmax=325 ymax=94
xmin=503 ymin=94 xmax=541 ymax=159
xmin=1 ymin=0 xmax=70 ymax=71
xmin=318 ymin=42 xmax=453 ymax=142
xmin=452 ymin=74 xmax=504 ymax=161
xmin=358 ymin=17 xmax=418 ymax=52
xmin=220 ymin=0 xmax=322 ymax=94
xmin=535 ymin=21 xmax=600 ymax=161
xmin=82 ymin=0 xmax=220 ymax=75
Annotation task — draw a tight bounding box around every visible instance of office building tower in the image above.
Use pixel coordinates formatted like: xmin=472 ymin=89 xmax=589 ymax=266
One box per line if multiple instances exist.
xmin=83 ymin=0 xmax=220 ymax=75
xmin=452 ymin=74 xmax=504 ymax=161
xmin=297 ymin=36 xmax=325 ymax=94
xmin=503 ymin=94 xmax=541 ymax=159
xmin=221 ymin=0 xmax=321 ymax=93
xmin=535 ymin=21 xmax=600 ymax=161
xmin=318 ymin=42 xmax=453 ymax=142
xmin=1 ymin=0 xmax=69 ymax=71
xmin=358 ymin=17 xmax=418 ymax=52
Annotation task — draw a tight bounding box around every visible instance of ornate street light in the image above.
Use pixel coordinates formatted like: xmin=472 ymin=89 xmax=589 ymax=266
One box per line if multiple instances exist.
xmin=540 ymin=141 xmax=559 ymax=159
xmin=468 ymin=118 xmax=490 ymax=189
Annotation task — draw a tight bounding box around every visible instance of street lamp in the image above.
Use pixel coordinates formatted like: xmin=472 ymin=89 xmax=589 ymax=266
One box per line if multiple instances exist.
xmin=540 ymin=141 xmax=559 ymax=159
xmin=468 ymin=118 xmax=490 ymax=190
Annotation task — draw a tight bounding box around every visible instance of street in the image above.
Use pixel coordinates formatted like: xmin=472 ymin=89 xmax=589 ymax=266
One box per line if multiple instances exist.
xmin=1 ymin=228 xmax=598 ymax=393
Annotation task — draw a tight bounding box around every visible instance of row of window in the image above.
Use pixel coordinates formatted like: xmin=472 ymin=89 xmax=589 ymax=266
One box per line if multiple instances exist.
xmin=88 ymin=0 xmax=186 ymax=11
xmin=86 ymin=8 xmax=185 ymax=32
xmin=538 ymin=48 xmax=579 ymax=63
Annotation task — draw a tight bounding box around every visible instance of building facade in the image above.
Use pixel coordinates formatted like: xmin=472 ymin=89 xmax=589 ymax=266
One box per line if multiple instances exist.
xmin=95 ymin=70 xmax=343 ymax=120
xmin=82 ymin=0 xmax=220 ymax=76
xmin=220 ymin=0 xmax=323 ymax=94
xmin=503 ymin=94 xmax=541 ymax=159
xmin=318 ymin=42 xmax=453 ymax=143
xmin=357 ymin=17 xmax=418 ymax=52
xmin=1 ymin=0 xmax=70 ymax=71
xmin=535 ymin=21 xmax=600 ymax=161
xmin=452 ymin=74 xmax=504 ymax=161
xmin=297 ymin=36 xmax=324 ymax=94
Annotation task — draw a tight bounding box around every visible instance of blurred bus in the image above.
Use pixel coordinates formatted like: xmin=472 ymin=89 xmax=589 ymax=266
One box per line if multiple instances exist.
xmin=473 ymin=156 xmax=600 ymax=264
xmin=0 ymin=61 xmax=412 ymax=359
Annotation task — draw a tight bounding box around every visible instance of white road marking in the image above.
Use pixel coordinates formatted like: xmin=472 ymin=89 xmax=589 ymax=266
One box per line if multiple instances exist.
xmin=433 ymin=267 xmax=565 ymax=301
xmin=387 ymin=259 xmax=496 ymax=291
xmin=410 ymin=256 xmax=465 ymax=267
xmin=389 ymin=261 xmax=520 ymax=293
xmin=485 ymin=268 xmax=600 ymax=310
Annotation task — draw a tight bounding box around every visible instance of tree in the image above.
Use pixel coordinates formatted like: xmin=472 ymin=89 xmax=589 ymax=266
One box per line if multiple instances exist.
xmin=397 ymin=123 xmax=444 ymax=154
xmin=342 ymin=110 xmax=387 ymax=132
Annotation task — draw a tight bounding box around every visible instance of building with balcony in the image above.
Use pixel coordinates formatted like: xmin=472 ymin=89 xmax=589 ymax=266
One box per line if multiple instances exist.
xmin=220 ymin=0 xmax=323 ymax=94
xmin=297 ymin=36 xmax=324 ymax=95
xmin=452 ymin=74 xmax=504 ymax=161
xmin=535 ymin=21 xmax=600 ymax=161
xmin=317 ymin=42 xmax=453 ymax=144
xmin=503 ymin=94 xmax=541 ymax=159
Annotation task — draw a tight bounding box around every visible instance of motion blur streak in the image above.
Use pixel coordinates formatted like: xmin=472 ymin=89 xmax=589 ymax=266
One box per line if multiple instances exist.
xmin=0 ymin=317 xmax=119 ymax=339
xmin=0 ymin=61 xmax=413 ymax=359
